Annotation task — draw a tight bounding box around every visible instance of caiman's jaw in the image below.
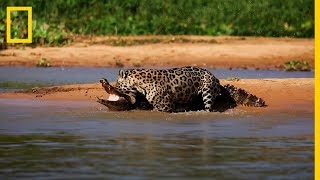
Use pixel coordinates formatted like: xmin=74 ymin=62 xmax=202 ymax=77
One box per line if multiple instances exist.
xmin=97 ymin=78 xmax=136 ymax=111
xmin=99 ymin=79 xmax=120 ymax=101
xmin=97 ymin=78 xmax=153 ymax=111
xmin=99 ymin=78 xmax=128 ymax=102
xmin=107 ymin=94 xmax=120 ymax=101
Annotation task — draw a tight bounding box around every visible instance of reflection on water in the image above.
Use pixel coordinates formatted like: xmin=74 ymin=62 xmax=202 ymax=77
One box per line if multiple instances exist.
xmin=0 ymin=134 xmax=313 ymax=179
xmin=0 ymin=99 xmax=314 ymax=179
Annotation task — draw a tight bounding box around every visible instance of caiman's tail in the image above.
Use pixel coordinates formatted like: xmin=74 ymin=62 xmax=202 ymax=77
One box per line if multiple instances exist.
xmin=221 ymin=84 xmax=266 ymax=107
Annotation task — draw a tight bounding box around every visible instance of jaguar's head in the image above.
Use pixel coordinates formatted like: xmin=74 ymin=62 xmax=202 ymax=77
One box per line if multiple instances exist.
xmin=114 ymin=69 xmax=139 ymax=104
xmin=116 ymin=69 xmax=135 ymax=91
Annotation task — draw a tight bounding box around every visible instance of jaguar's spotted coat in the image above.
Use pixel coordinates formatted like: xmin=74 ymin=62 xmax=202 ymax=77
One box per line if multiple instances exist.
xmin=110 ymin=66 xmax=265 ymax=112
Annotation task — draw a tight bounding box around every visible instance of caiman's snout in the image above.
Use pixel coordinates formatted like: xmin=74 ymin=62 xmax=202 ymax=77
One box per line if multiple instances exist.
xmin=97 ymin=77 xmax=136 ymax=111
xmin=100 ymin=78 xmax=108 ymax=84
xmin=99 ymin=77 xmax=132 ymax=103
xmin=100 ymin=78 xmax=113 ymax=91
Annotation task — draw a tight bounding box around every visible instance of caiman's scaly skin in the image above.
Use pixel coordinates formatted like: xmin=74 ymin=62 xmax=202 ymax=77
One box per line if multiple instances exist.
xmin=97 ymin=66 xmax=265 ymax=112
xmin=97 ymin=78 xmax=152 ymax=111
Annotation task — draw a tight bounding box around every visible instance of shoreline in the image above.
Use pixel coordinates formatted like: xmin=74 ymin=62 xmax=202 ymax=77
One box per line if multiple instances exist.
xmin=0 ymin=78 xmax=314 ymax=114
xmin=0 ymin=36 xmax=314 ymax=69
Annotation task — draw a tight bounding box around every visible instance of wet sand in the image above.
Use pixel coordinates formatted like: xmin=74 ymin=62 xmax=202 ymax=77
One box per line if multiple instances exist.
xmin=0 ymin=78 xmax=314 ymax=114
xmin=0 ymin=36 xmax=314 ymax=69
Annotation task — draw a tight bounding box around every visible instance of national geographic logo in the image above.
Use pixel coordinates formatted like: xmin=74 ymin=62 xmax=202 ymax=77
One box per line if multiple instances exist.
xmin=6 ymin=6 xmax=32 ymax=43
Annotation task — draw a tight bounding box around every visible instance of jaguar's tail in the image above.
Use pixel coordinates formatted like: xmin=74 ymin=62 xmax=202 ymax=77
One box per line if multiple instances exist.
xmin=221 ymin=84 xmax=266 ymax=107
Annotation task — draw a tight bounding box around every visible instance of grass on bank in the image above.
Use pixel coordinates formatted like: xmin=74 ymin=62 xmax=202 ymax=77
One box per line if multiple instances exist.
xmin=226 ymin=77 xmax=241 ymax=82
xmin=281 ymin=60 xmax=311 ymax=71
xmin=0 ymin=0 xmax=314 ymax=47
xmin=94 ymin=37 xmax=218 ymax=46
xmin=0 ymin=81 xmax=49 ymax=90
xmin=36 ymin=58 xmax=51 ymax=67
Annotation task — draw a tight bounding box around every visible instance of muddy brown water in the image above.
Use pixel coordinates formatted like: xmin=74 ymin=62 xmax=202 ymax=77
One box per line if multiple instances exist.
xmin=0 ymin=98 xmax=314 ymax=179
xmin=0 ymin=67 xmax=314 ymax=179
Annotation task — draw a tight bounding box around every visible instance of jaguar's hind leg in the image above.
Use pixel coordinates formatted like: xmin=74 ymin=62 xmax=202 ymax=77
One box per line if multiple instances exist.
xmin=201 ymin=83 xmax=220 ymax=112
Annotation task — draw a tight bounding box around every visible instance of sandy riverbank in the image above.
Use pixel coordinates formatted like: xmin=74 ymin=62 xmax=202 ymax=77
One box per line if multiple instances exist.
xmin=0 ymin=78 xmax=314 ymax=114
xmin=0 ymin=36 xmax=314 ymax=69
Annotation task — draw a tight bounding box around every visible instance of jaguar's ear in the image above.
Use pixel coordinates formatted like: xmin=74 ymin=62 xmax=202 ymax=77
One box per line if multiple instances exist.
xmin=118 ymin=69 xmax=127 ymax=79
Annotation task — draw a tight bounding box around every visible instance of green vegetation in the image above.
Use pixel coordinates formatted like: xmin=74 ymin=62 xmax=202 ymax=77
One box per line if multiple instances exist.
xmin=282 ymin=60 xmax=311 ymax=71
xmin=109 ymin=37 xmax=160 ymax=46
xmin=36 ymin=57 xmax=51 ymax=67
xmin=0 ymin=81 xmax=48 ymax=90
xmin=91 ymin=37 xmax=218 ymax=46
xmin=0 ymin=0 xmax=314 ymax=46
xmin=0 ymin=8 xmax=69 ymax=46
xmin=226 ymin=77 xmax=241 ymax=82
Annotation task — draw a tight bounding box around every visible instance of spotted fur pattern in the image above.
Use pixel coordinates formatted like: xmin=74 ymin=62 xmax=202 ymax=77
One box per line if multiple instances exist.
xmin=116 ymin=66 xmax=221 ymax=112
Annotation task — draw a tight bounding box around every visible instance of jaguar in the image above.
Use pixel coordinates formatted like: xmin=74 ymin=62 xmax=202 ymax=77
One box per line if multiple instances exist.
xmin=97 ymin=66 xmax=266 ymax=112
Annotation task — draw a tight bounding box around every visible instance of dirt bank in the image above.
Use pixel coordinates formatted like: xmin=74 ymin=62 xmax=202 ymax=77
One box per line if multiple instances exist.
xmin=0 ymin=36 xmax=314 ymax=69
xmin=0 ymin=78 xmax=314 ymax=113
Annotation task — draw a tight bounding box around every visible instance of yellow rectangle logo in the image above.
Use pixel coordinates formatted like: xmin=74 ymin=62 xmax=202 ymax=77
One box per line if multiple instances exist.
xmin=6 ymin=6 xmax=32 ymax=43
